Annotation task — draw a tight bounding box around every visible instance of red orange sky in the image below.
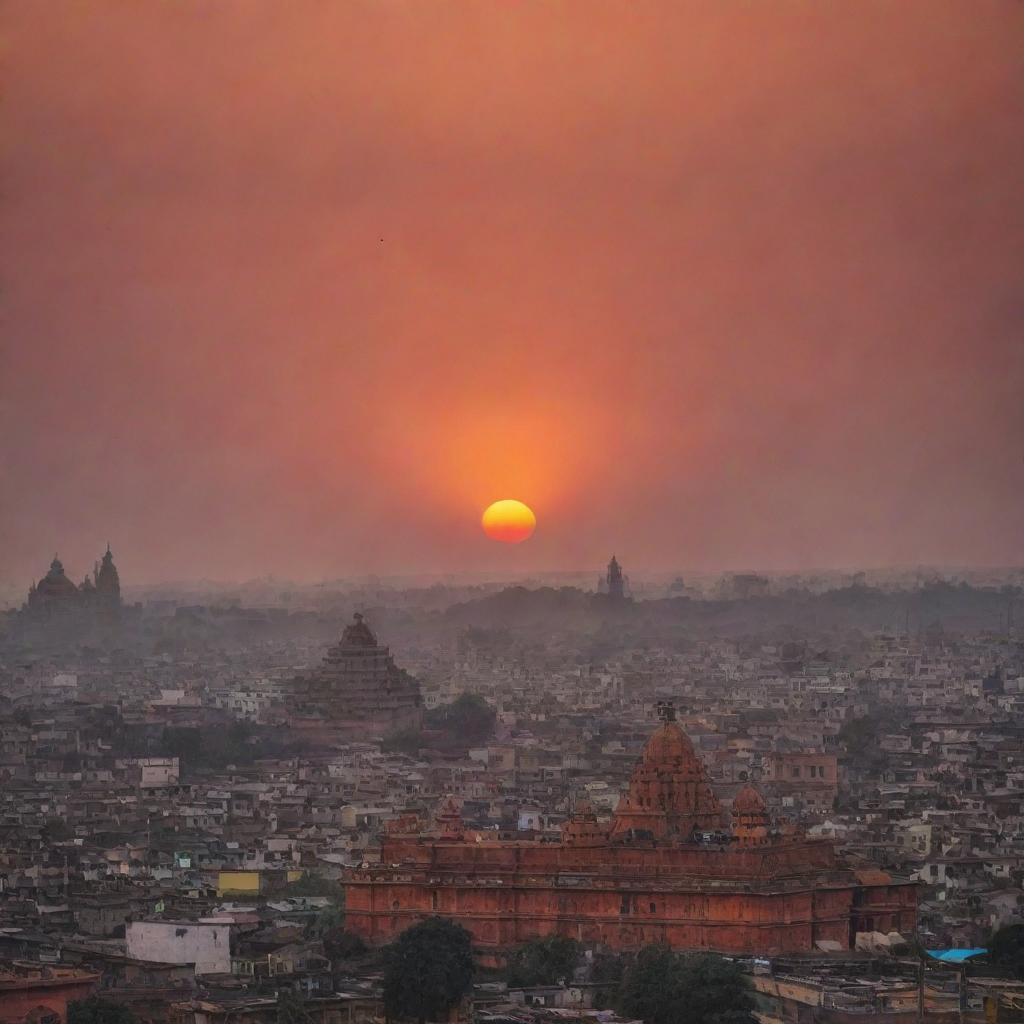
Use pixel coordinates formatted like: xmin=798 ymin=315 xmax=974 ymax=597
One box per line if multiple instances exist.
xmin=2 ymin=1 xmax=1022 ymax=583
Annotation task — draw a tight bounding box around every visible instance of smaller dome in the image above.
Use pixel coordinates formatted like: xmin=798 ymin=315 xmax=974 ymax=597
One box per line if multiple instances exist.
xmin=643 ymin=722 xmax=696 ymax=765
xmin=732 ymin=783 xmax=767 ymax=815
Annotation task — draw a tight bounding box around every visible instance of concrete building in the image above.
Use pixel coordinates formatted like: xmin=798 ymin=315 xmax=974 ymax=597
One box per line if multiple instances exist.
xmin=126 ymin=919 xmax=232 ymax=976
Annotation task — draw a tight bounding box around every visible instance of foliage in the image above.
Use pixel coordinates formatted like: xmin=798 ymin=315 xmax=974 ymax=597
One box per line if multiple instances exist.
xmin=305 ymin=904 xmax=345 ymax=939
xmin=284 ymin=870 xmax=342 ymax=901
xmin=41 ymin=817 xmax=74 ymax=843
xmin=382 ymin=728 xmax=425 ymax=755
xmin=507 ymin=936 xmax=581 ymax=987
xmin=615 ymin=945 xmax=753 ymax=1024
xmin=590 ymin=951 xmax=626 ymax=984
xmin=990 ymin=923 xmax=1024 ymax=976
xmin=159 ymin=720 xmax=257 ymax=770
xmin=324 ymin=927 xmax=368 ymax=962
xmin=838 ymin=704 xmax=909 ymax=760
xmin=277 ymin=990 xmax=312 ymax=1024
xmin=383 ymin=917 xmax=475 ymax=1023
xmin=425 ymin=693 xmax=497 ymax=746
xmin=68 ymin=998 xmax=140 ymax=1024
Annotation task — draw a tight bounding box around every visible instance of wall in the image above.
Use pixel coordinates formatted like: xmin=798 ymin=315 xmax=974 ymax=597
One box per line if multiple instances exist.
xmin=126 ymin=920 xmax=231 ymax=975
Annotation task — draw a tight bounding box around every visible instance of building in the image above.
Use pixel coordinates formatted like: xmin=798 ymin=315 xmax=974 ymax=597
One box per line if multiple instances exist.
xmin=126 ymin=920 xmax=232 ymax=976
xmin=345 ymin=706 xmax=916 ymax=962
xmin=23 ymin=546 xmax=122 ymax=622
xmin=0 ymin=961 xmax=98 ymax=1024
xmin=287 ymin=614 xmax=422 ymax=741
xmin=599 ymin=556 xmax=628 ymax=601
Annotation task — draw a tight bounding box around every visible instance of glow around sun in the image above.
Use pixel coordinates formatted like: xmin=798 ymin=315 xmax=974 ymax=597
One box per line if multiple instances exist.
xmin=481 ymin=499 xmax=536 ymax=543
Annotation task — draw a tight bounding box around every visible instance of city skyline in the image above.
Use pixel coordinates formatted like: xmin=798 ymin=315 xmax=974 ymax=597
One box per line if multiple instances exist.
xmin=3 ymin=1 xmax=1022 ymax=583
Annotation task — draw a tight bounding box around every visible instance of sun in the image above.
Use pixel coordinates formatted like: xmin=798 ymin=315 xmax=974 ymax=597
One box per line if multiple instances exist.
xmin=481 ymin=499 xmax=536 ymax=544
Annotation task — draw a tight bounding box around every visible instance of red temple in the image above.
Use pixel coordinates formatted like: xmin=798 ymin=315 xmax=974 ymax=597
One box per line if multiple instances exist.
xmin=345 ymin=706 xmax=916 ymax=961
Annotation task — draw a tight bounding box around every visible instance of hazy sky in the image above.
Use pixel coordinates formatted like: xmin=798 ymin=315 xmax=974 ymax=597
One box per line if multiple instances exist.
xmin=2 ymin=1 xmax=1022 ymax=584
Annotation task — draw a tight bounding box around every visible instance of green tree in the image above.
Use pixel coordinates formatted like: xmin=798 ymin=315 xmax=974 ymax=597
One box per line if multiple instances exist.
xmin=68 ymin=998 xmax=139 ymax=1024
xmin=324 ymin=928 xmax=368 ymax=962
xmin=277 ymin=990 xmax=312 ymax=1024
xmin=990 ymin=923 xmax=1024 ymax=976
xmin=616 ymin=946 xmax=753 ymax=1024
xmin=426 ymin=694 xmax=496 ymax=746
xmin=383 ymin=917 xmax=475 ymax=1023
xmin=284 ymin=870 xmax=342 ymax=901
xmin=382 ymin=728 xmax=425 ymax=755
xmin=507 ymin=936 xmax=581 ymax=986
xmin=590 ymin=951 xmax=626 ymax=1008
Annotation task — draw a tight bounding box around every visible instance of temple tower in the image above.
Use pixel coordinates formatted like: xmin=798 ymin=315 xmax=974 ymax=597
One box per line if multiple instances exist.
xmin=94 ymin=545 xmax=122 ymax=615
xmin=606 ymin=555 xmax=626 ymax=600
xmin=731 ymin=783 xmax=772 ymax=846
xmin=609 ymin=701 xmax=723 ymax=840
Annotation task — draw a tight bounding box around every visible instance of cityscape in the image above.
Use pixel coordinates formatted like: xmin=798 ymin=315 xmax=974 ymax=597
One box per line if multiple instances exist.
xmin=3 ymin=2 xmax=1023 ymax=1024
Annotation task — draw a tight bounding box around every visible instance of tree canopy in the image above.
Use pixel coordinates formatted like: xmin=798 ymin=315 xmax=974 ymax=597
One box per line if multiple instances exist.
xmin=383 ymin=917 xmax=475 ymax=1023
xmin=68 ymin=998 xmax=140 ymax=1024
xmin=507 ymin=936 xmax=581 ymax=987
xmin=616 ymin=946 xmax=754 ymax=1024
xmin=426 ymin=693 xmax=497 ymax=746
xmin=990 ymin=923 xmax=1024 ymax=976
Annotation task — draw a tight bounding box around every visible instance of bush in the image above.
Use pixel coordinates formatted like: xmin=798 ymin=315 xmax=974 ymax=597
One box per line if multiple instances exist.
xmin=507 ymin=936 xmax=581 ymax=987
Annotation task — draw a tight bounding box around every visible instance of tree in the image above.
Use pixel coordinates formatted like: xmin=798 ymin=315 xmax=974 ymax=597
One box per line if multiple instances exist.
xmin=277 ymin=990 xmax=312 ymax=1024
xmin=68 ymin=998 xmax=139 ymax=1024
xmin=323 ymin=927 xmax=368 ymax=962
xmin=616 ymin=946 xmax=753 ymax=1024
xmin=426 ymin=694 xmax=496 ymax=746
xmin=284 ymin=870 xmax=342 ymax=901
xmin=990 ymin=923 xmax=1024 ymax=976
xmin=507 ymin=936 xmax=581 ymax=987
xmin=383 ymin=917 xmax=475 ymax=1023
xmin=590 ymin=951 xmax=626 ymax=1008
xmin=382 ymin=727 xmax=425 ymax=754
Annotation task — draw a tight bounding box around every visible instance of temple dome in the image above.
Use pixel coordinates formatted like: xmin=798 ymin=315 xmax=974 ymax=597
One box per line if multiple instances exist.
xmin=732 ymin=783 xmax=767 ymax=815
xmin=643 ymin=721 xmax=696 ymax=765
xmin=340 ymin=612 xmax=378 ymax=648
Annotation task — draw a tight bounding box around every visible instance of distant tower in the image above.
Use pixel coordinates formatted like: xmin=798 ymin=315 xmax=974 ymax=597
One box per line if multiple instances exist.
xmin=94 ymin=544 xmax=122 ymax=615
xmin=606 ymin=555 xmax=626 ymax=601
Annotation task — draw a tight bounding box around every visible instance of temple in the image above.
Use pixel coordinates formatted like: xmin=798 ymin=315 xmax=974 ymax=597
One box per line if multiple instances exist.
xmin=345 ymin=705 xmax=916 ymax=962
xmin=24 ymin=546 xmax=122 ymax=622
xmin=287 ymin=613 xmax=423 ymax=742
xmin=599 ymin=555 xmax=628 ymax=601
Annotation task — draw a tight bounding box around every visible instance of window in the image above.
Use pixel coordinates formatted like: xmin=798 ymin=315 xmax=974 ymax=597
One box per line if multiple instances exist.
xmin=791 ymin=766 xmax=801 ymax=778
xmin=649 ymin=902 xmax=657 ymax=913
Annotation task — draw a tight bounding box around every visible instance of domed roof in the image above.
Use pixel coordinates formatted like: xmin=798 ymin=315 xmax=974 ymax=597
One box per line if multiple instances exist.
xmin=732 ymin=783 xmax=767 ymax=815
xmin=35 ymin=557 xmax=80 ymax=599
xmin=643 ymin=721 xmax=697 ymax=765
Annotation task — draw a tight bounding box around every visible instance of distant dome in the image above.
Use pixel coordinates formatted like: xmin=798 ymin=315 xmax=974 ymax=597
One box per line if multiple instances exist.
xmin=732 ymin=783 xmax=767 ymax=815
xmin=35 ymin=558 xmax=80 ymax=600
xmin=643 ymin=722 xmax=696 ymax=765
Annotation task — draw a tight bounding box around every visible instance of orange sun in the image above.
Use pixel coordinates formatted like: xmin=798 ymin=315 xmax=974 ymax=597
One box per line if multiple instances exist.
xmin=481 ymin=499 xmax=536 ymax=544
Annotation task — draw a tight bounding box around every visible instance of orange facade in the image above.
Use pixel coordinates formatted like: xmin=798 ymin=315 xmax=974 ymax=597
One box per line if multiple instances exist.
xmin=345 ymin=712 xmax=916 ymax=960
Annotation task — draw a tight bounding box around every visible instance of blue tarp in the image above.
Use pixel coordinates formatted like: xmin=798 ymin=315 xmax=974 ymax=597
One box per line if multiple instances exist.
xmin=926 ymin=949 xmax=987 ymax=963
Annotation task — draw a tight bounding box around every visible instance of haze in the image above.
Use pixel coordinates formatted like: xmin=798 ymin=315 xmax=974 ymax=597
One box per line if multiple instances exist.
xmin=2 ymin=1 xmax=1022 ymax=584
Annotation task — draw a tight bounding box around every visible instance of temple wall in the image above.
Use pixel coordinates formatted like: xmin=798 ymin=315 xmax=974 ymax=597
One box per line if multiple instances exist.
xmin=378 ymin=836 xmax=838 ymax=879
xmin=346 ymin=868 xmax=915 ymax=957
xmin=345 ymin=876 xmax=869 ymax=955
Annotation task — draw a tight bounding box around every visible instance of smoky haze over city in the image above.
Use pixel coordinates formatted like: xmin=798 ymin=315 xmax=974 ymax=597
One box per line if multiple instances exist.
xmin=3 ymin=4 xmax=1024 ymax=1024
xmin=2 ymin=1 xmax=1023 ymax=585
